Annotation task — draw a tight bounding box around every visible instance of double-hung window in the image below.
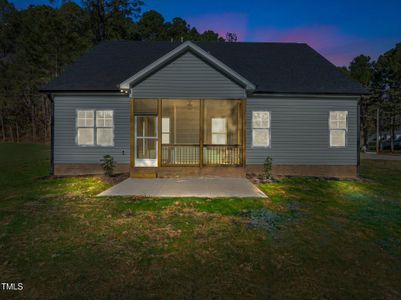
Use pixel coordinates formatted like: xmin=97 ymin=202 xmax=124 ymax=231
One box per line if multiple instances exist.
xmin=76 ymin=110 xmax=114 ymax=146
xmin=329 ymin=111 xmax=347 ymax=147
xmin=252 ymin=111 xmax=270 ymax=147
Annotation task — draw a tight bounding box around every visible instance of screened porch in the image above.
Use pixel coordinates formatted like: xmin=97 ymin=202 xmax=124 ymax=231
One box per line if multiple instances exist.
xmin=132 ymin=99 xmax=245 ymax=167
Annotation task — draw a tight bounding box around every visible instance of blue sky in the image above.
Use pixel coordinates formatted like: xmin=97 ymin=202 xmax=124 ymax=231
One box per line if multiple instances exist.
xmin=13 ymin=0 xmax=401 ymax=66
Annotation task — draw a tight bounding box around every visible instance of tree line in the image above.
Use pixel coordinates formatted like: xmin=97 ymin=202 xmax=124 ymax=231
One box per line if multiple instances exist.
xmin=339 ymin=44 xmax=401 ymax=152
xmin=0 ymin=0 xmax=237 ymax=144
xmin=1 ymin=0 xmax=400 ymax=151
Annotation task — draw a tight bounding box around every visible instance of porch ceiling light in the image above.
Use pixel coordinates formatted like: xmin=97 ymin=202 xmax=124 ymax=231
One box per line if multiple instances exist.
xmin=186 ymin=100 xmax=194 ymax=109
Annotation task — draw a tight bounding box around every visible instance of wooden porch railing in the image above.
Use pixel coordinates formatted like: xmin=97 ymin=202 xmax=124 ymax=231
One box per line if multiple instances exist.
xmin=161 ymin=144 xmax=242 ymax=166
xmin=203 ymin=144 xmax=242 ymax=166
xmin=161 ymin=144 xmax=200 ymax=166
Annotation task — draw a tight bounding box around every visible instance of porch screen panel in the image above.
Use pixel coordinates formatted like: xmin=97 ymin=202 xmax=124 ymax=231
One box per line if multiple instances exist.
xmin=161 ymin=100 xmax=200 ymax=166
xmin=204 ymin=100 xmax=242 ymax=145
xmin=161 ymin=100 xmax=200 ymax=144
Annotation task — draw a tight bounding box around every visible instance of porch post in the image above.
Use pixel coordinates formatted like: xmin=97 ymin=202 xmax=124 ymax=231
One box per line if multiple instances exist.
xmin=158 ymin=99 xmax=162 ymax=168
xmin=130 ymin=98 xmax=135 ymax=172
xmin=200 ymin=99 xmax=204 ymax=167
xmin=242 ymin=99 xmax=246 ymax=167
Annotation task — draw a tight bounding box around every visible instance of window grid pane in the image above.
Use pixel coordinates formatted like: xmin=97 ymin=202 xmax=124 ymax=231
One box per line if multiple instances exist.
xmin=77 ymin=128 xmax=94 ymax=145
xmin=97 ymin=128 xmax=114 ymax=146
xmin=77 ymin=110 xmax=94 ymax=128
xmin=252 ymin=112 xmax=270 ymax=129
xmin=330 ymin=129 xmax=346 ymax=147
xmin=162 ymin=133 xmax=170 ymax=144
xmin=85 ymin=111 xmax=94 ymax=127
xmin=252 ymin=129 xmax=270 ymax=147
xmin=211 ymin=118 xmax=227 ymax=134
xmin=96 ymin=110 xmax=113 ymax=128
xmin=162 ymin=118 xmax=170 ymax=133
xmin=329 ymin=111 xmax=347 ymax=129
xmin=212 ymin=133 xmax=227 ymax=145
xmin=77 ymin=118 xmax=85 ymax=127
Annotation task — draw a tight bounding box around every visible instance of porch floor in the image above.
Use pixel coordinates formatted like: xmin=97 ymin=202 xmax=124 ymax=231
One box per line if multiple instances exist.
xmin=98 ymin=177 xmax=266 ymax=198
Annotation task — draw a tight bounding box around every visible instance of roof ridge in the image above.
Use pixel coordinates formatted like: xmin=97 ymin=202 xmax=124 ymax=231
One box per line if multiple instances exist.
xmin=98 ymin=40 xmax=308 ymax=46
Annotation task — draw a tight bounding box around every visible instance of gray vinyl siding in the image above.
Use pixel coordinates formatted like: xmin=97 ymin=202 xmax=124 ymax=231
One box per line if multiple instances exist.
xmin=131 ymin=51 xmax=246 ymax=99
xmin=54 ymin=95 xmax=130 ymax=164
xmin=246 ymin=97 xmax=358 ymax=165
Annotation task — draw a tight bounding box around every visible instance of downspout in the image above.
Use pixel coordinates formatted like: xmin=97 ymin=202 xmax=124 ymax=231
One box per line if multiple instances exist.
xmin=47 ymin=94 xmax=55 ymax=176
xmin=357 ymin=101 xmax=361 ymax=177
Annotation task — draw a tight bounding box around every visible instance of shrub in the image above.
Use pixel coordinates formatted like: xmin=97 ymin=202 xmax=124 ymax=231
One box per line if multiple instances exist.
xmin=263 ymin=156 xmax=272 ymax=179
xmin=100 ymin=155 xmax=115 ymax=177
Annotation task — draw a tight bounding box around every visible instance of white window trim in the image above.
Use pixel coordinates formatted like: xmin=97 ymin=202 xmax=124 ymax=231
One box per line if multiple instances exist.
xmin=252 ymin=111 xmax=271 ymax=148
xmin=75 ymin=109 xmax=115 ymax=147
xmin=329 ymin=111 xmax=348 ymax=148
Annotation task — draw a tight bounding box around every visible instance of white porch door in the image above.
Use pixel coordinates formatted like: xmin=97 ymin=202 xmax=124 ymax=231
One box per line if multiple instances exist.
xmin=135 ymin=116 xmax=158 ymax=167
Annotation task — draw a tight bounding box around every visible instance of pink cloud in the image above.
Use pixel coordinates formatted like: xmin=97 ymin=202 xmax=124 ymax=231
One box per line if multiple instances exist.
xmin=184 ymin=16 xmax=396 ymax=66
xmin=248 ymin=26 xmax=393 ymax=66
xmin=187 ymin=13 xmax=248 ymax=41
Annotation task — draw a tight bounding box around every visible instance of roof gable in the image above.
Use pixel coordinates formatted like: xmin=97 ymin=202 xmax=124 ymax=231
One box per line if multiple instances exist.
xmin=119 ymin=41 xmax=255 ymax=92
xmin=131 ymin=51 xmax=246 ymax=99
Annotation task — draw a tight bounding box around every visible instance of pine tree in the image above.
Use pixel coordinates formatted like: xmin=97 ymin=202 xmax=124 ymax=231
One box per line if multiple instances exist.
xmin=348 ymin=55 xmax=374 ymax=147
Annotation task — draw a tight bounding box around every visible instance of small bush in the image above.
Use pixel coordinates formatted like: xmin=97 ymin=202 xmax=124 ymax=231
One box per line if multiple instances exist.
xmin=263 ymin=156 xmax=273 ymax=179
xmin=100 ymin=155 xmax=115 ymax=177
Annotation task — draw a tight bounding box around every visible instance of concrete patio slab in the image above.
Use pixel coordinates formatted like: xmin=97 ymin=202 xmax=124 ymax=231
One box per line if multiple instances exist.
xmin=98 ymin=177 xmax=267 ymax=198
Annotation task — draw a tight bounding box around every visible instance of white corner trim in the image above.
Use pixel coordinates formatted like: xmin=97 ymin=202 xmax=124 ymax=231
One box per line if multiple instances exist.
xmin=119 ymin=41 xmax=256 ymax=92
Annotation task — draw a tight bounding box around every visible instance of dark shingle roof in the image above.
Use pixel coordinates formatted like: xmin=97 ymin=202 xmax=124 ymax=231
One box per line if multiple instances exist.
xmin=43 ymin=41 xmax=367 ymax=95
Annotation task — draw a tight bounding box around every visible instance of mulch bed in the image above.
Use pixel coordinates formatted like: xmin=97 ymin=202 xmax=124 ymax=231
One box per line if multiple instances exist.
xmin=246 ymin=173 xmax=275 ymax=184
xmin=98 ymin=173 xmax=129 ymax=185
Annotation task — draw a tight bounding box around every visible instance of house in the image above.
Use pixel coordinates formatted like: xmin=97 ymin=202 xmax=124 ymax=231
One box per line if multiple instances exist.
xmin=42 ymin=41 xmax=367 ymax=178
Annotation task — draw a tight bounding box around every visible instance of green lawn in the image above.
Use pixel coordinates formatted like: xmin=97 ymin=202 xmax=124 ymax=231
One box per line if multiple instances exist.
xmin=1 ymin=143 xmax=401 ymax=299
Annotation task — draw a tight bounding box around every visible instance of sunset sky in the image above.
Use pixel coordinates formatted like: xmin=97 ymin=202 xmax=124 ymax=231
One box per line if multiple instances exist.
xmin=14 ymin=0 xmax=401 ymax=66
